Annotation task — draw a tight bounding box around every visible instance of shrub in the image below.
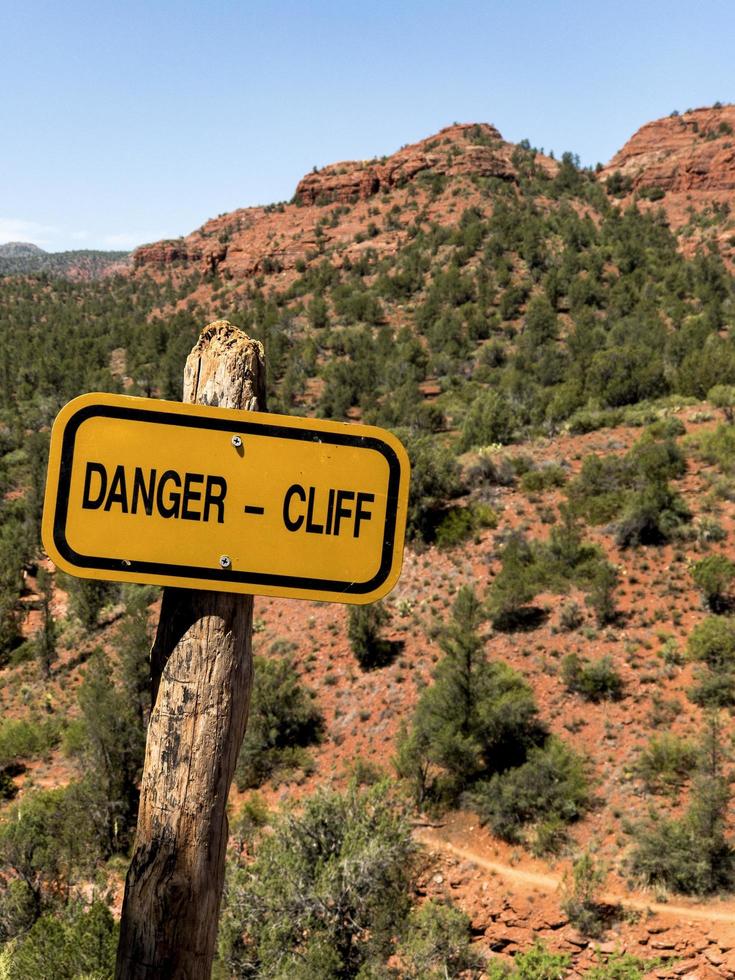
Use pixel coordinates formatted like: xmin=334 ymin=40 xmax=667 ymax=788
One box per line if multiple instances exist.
xmin=630 ymin=715 xmax=733 ymax=895
xmin=487 ymin=533 xmax=540 ymax=629
xmin=585 ymin=561 xmax=619 ymax=625
xmin=231 ymin=794 xmax=270 ymax=850
xmin=65 ymin=577 xmax=117 ymax=631
xmin=559 ymin=600 xmax=583 ymax=631
xmin=615 ymin=482 xmax=689 ymax=548
xmin=520 ymin=464 xmax=567 ymax=493
xmin=1 ymin=900 xmax=118 ymax=979
xmin=217 ymin=782 xmax=416 ymax=978
xmin=0 ymin=786 xmax=99 ymax=929
xmin=72 ymin=649 xmax=145 ymax=854
xmin=234 ymin=654 xmax=323 ymax=790
xmin=562 ymin=653 xmax=624 ymax=701
xmin=688 ymin=666 xmax=735 ymax=707
xmin=568 ymin=432 xmax=689 ymax=546
xmin=486 ymin=942 xmax=571 ymax=978
xmin=692 ymin=554 xmax=735 ymax=611
xmin=396 ymin=429 xmax=461 ymax=542
xmin=470 ymin=738 xmax=589 ymax=842
xmin=561 ymin=852 xmax=606 ymax=937
xmin=631 ymin=812 xmax=733 ymax=895
xmin=708 ymin=384 xmax=735 ymax=422
xmin=460 ymin=389 xmax=517 ymax=449
xmin=464 ymin=451 xmax=515 ymax=488
xmin=687 ymin=615 xmax=735 ymax=670
xmin=688 ymin=422 xmax=735 ymax=474
xmin=434 ymin=503 xmax=497 ymax=549
xmin=397 ymin=900 xmax=484 ymax=979
xmin=35 ymin=567 xmax=56 ymax=678
xmin=586 ymin=950 xmax=659 ymax=979
xmin=567 ymin=454 xmax=632 ymax=525
xmin=635 ymin=734 xmax=697 ymax=792
xmin=0 ymin=718 xmax=63 ymax=771
xmin=348 ymin=600 xmax=391 ymax=669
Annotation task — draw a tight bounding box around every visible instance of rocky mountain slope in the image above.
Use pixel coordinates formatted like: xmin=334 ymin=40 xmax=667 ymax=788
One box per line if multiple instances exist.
xmin=601 ymin=103 xmax=735 ymax=261
xmin=0 ymin=242 xmax=130 ymax=279
xmin=132 ymin=122 xmax=560 ymax=303
xmin=131 ymin=107 xmax=735 ymax=314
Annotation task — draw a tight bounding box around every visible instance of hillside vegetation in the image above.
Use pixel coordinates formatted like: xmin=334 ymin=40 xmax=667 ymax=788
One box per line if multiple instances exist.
xmin=2 ymin=112 xmax=735 ymax=976
xmin=0 ymin=243 xmax=130 ymax=279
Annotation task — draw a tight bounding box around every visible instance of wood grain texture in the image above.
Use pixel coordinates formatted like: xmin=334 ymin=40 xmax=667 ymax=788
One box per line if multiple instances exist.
xmin=116 ymin=321 xmax=266 ymax=980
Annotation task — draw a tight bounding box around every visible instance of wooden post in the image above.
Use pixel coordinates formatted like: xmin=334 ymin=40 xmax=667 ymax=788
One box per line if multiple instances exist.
xmin=115 ymin=321 xmax=266 ymax=980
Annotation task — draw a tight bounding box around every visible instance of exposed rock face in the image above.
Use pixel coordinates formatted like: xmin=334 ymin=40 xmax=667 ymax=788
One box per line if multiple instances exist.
xmin=294 ymin=123 xmax=555 ymax=205
xmin=133 ymin=239 xmax=202 ymax=269
xmin=603 ymin=104 xmax=735 ymax=194
xmin=132 ymin=106 xmax=735 ymax=295
xmin=601 ymin=104 xmax=735 ymax=261
xmin=132 ymin=122 xmax=559 ymax=296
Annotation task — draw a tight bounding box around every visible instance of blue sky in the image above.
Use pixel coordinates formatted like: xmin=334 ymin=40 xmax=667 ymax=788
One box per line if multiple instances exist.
xmin=1 ymin=0 xmax=733 ymax=251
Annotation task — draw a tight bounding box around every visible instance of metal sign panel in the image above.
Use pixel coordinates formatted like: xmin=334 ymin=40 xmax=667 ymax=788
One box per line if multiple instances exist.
xmin=42 ymin=393 xmax=410 ymax=604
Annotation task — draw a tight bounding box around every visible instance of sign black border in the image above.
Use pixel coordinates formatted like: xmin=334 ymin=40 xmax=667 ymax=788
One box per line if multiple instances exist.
xmin=53 ymin=404 xmax=402 ymax=596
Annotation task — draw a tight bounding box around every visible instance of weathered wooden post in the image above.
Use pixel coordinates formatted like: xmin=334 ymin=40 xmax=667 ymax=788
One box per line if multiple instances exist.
xmin=115 ymin=320 xmax=266 ymax=980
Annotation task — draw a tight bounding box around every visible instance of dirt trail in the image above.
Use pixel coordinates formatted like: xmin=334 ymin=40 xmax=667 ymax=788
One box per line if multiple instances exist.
xmin=417 ymin=829 xmax=735 ymax=926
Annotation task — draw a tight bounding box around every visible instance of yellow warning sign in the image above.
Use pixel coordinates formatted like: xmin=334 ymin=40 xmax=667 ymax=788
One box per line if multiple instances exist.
xmin=42 ymin=393 xmax=410 ymax=604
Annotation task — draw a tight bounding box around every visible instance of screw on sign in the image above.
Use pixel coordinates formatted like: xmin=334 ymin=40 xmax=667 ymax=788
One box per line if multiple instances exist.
xmin=40 ymin=321 xmax=410 ymax=980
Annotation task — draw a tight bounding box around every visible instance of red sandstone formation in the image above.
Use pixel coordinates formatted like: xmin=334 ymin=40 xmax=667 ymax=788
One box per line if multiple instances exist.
xmin=602 ymin=104 xmax=735 ymax=262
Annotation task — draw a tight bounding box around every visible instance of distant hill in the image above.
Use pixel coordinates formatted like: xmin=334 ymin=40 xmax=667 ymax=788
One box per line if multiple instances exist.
xmin=0 ymin=241 xmax=46 ymax=258
xmin=0 ymin=242 xmax=130 ymax=279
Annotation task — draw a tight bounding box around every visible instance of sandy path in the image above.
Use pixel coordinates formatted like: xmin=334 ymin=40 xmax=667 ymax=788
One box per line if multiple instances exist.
xmin=417 ymin=829 xmax=735 ymax=925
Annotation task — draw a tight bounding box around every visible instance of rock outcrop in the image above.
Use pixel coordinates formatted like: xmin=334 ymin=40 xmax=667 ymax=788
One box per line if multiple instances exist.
xmin=294 ymin=123 xmax=545 ymax=205
xmin=602 ymin=104 xmax=735 ymax=261
xmin=603 ymin=104 xmax=735 ymax=194
xmin=132 ymin=122 xmax=558 ymax=295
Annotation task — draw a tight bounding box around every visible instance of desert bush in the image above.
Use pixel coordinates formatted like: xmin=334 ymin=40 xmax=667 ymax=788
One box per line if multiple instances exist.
xmin=520 ymin=463 xmax=567 ymax=493
xmin=217 ymin=782 xmax=416 ymax=978
xmin=585 ymin=561 xmax=619 ymax=625
xmin=470 ymin=737 xmax=589 ymax=842
xmin=0 ymin=899 xmax=118 ymax=979
xmin=0 ymin=786 xmax=99 ymax=931
xmin=65 ymin=576 xmax=118 ymax=632
xmin=559 ymin=600 xmax=583 ymax=631
xmin=434 ymin=502 xmax=497 ymax=549
xmin=0 ymin=718 xmax=63 ymax=771
xmin=397 ymin=900 xmax=483 ymax=979
xmin=464 ymin=451 xmax=515 ymax=488
xmin=562 ymin=653 xmax=624 ymax=701
xmin=688 ymin=666 xmax=735 ymax=707
xmin=234 ymin=654 xmax=323 ymax=790
xmin=635 ymin=734 xmax=697 ymax=792
xmin=615 ymin=481 xmax=690 ymax=548
xmin=486 ymin=942 xmax=571 ymax=978
xmin=585 ymin=950 xmax=659 ymax=979
xmin=708 ymin=384 xmax=735 ymax=422
xmin=460 ymin=389 xmax=518 ymax=449
xmin=692 ymin=554 xmax=735 ymax=611
xmin=348 ymin=600 xmax=392 ymax=669
xmin=561 ymin=852 xmax=606 ymax=937
xmin=687 ymin=615 xmax=735 ymax=670
xmin=487 ymin=532 xmax=540 ymax=629
xmin=688 ymin=422 xmax=735 ymax=473
xmin=395 ymin=429 xmax=462 ymax=542
xmin=69 ymin=649 xmax=145 ymax=855
xmin=568 ymin=431 xmax=689 ymax=546
xmin=630 ymin=715 xmax=734 ymax=894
